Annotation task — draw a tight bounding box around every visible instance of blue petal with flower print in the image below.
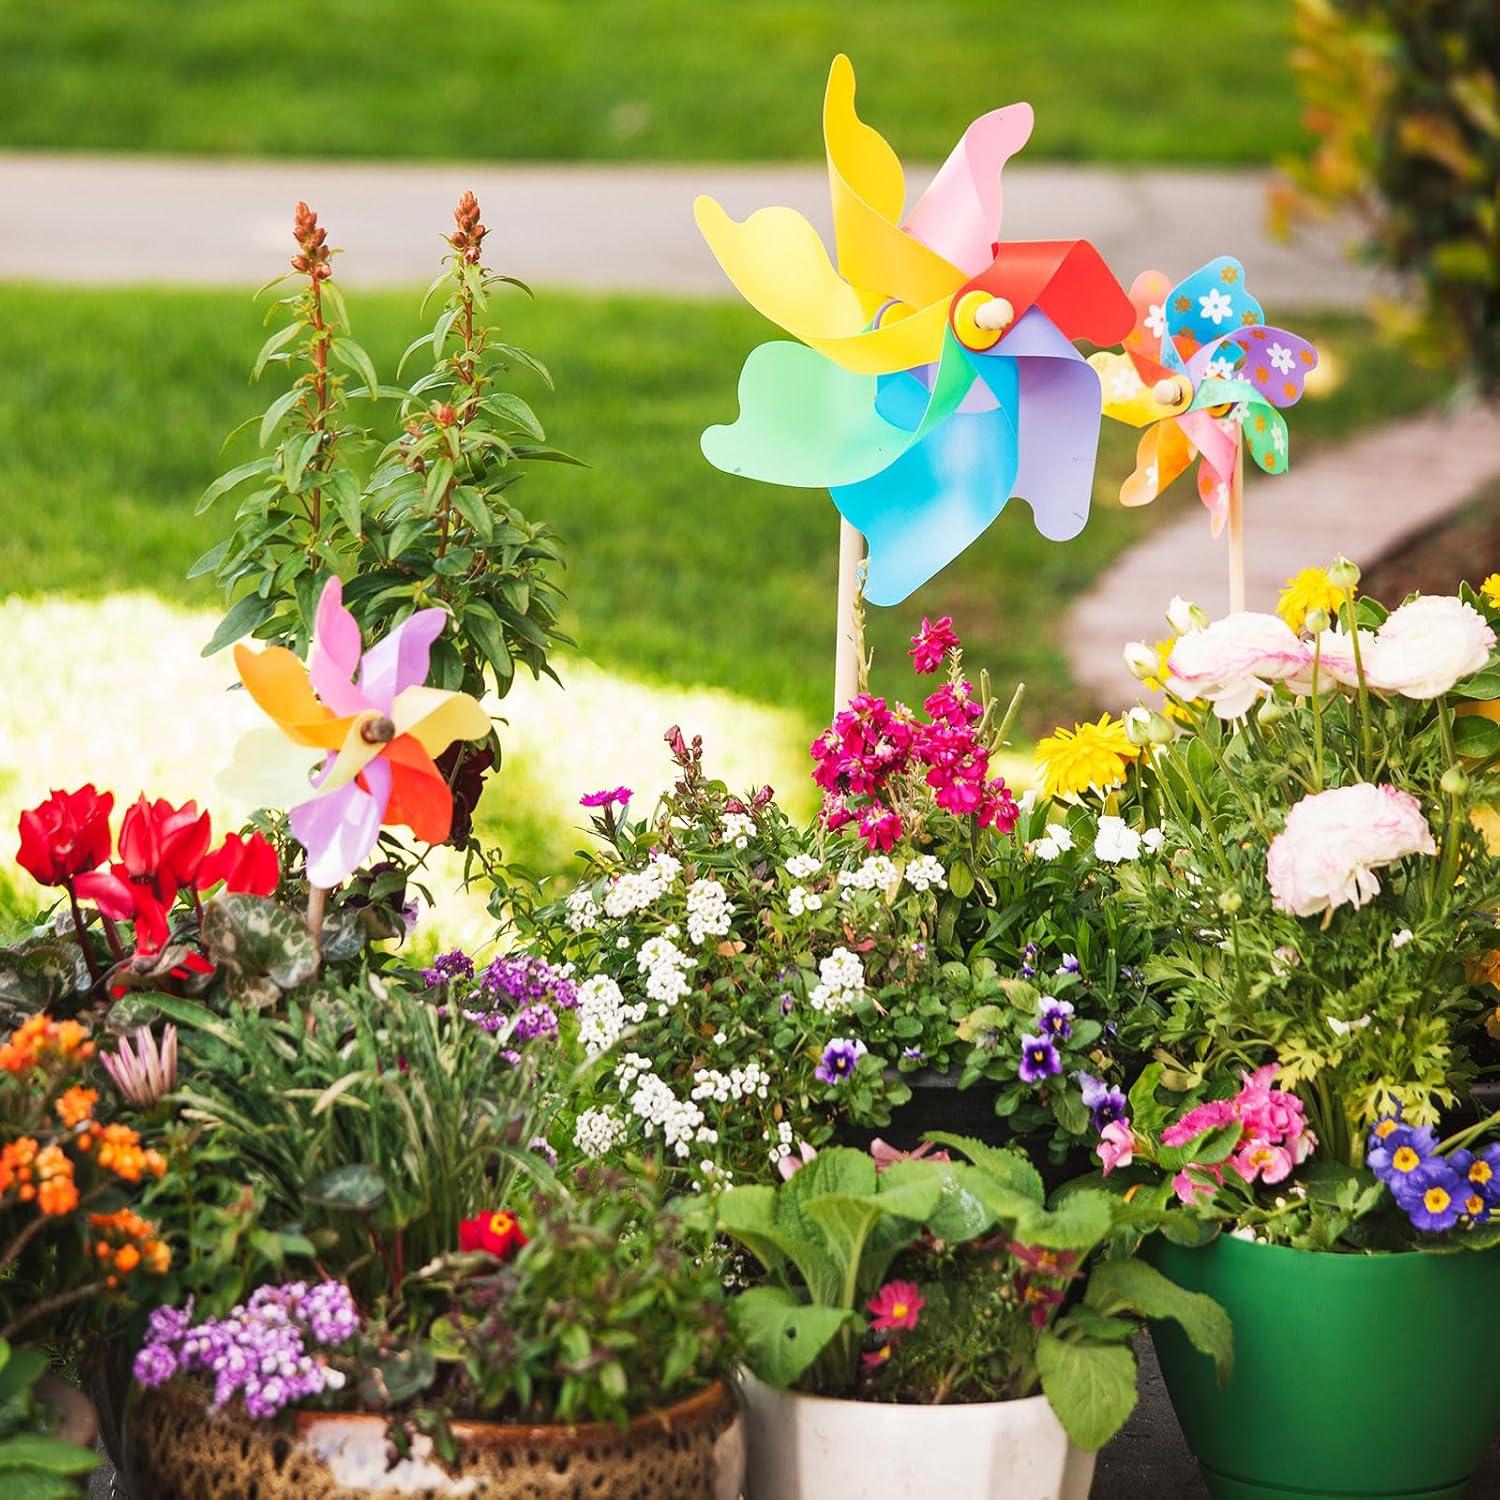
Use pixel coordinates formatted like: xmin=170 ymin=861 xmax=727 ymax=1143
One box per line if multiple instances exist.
xmin=1157 ymin=256 xmax=1265 ymax=372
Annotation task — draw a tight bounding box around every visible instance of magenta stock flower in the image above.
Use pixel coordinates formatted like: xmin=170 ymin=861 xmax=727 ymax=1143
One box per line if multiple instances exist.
xmin=580 ymin=786 xmax=632 ymax=810
xmin=909 ymin=617 xmax=960 ymax=674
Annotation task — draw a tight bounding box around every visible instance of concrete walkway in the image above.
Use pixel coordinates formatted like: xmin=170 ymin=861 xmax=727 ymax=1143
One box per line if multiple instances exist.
xmin=0 ymin=152 xmax=1370 ymax=308
xmin=1066 ymin=400 xmax=1500 ymax=709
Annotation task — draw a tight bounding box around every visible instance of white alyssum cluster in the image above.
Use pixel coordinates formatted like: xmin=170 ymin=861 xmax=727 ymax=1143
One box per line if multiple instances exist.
xmin=575 ymin=974 xmax=647 ymax=1056
xmin=810 ymin=946 xmax=866 ymax=1012
xmin=765 ymin=1119 xmax=795 ymax=1167
xmin=615 ymin=1053 xmax=712 ymax=1159
xmin=785 ymin=853 xmax=822 ymax=880
xmin=685 ymin=878 xmax=733 ymax=945
xmin=636 ymin=927 xmax=696 ymax=1008
xmin=565 ymin=886 xmax=600 ymax=932
xmin=573 ymin=1106 xmax=626 ymax=1159
xmin=603 ymin=851 xmax=682 ymax=919
xmin=691 ymin=1059 xmax=771 ymax=1105
xmin=904 ymin=855 xmax=946 ymax=893
xmin=838 ymin=855 xmax=899 ymax=894
xmin=722 ymin=812 xmax=756 ymax=849
xmin=788 ymin=885 xmax=823 ymax=917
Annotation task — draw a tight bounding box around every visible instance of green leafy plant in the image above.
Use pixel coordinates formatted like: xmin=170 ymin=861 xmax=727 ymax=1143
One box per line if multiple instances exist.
xmin=0 ymin=1340 xmax=99 ymax=1500
xmin=718 ymin=1139 xmax=1230 ymax=1450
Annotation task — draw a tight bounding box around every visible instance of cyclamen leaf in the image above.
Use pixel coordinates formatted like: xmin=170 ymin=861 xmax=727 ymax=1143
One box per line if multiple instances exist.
xmin=1036 ymin=1330 xmax=1138 ymax=1451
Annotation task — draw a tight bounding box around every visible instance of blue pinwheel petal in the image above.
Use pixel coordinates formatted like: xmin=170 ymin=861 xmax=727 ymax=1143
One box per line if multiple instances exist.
xmin=1163 ymin=257 xmax=1264 ymax=362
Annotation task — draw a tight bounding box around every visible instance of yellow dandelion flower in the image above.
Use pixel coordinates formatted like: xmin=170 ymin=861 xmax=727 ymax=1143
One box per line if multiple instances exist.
xmin=1480 ymin=574 xmax=1500 ymax=610
xmin=1276 ymin=567 xmax=1346 ymax=633
xmin=1034 ymin=714 xmax=1139 ymax=800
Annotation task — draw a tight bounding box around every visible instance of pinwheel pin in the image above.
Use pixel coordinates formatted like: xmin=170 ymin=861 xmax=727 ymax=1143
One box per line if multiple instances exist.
xmin=226 ymin=577 xmax=491 ymax=890
xmin=1087 ymin=257 xmax=1318 ymax=611
xmin=695 ymin=54 xmax=1134 ymax=703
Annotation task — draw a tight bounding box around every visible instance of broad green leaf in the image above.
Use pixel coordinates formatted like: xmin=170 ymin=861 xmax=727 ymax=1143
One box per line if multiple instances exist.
xmin=0 ymin=1433 xmax=102 ymax=1474
xmin=1036 ymin=1330 xmax=1138 ymax=1451
xmin=331 ymin=336 xmax=380 ymax=397
xmin=201 ymin=593 xmax=274 ymax=658
xmin=1155 ymin=1121 xmax=1242 ymax=1173
xmin=196 ymin=456 xmax=274 ymax=516
xmin=926 ymin=1132 xmax=1045 ymax=1204
xmin=718 ymin=1187 xmax=837 ymax=1302
xmin=200 ymin=893 xmax=319 ymax=1003
xmin=187 ymin=538 xmax=229 ymax=579
xmin=1084 ymin=1257 xmax=1232 ymax=1382
xmin=1013 ymin=1189 xmax=1115 ymax=1253
xmin=729 ymin=1287 xmax=856 ymax=1389
xmin=484 ymin=392 xmax=546 ymax=441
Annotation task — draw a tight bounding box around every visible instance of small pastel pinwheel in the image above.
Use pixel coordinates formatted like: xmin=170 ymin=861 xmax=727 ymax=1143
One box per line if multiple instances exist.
xmin=1086 ymin=257 xmax=1318 ymax=534
xmin=227 ymin=578 xmax=491 ymax=887
xmin=695 ymin=54 xmax=1134 ymax=608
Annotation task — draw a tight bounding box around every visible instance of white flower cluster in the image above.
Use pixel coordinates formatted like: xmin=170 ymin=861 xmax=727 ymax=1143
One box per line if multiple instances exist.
xmin=575 ymin=974 xmax=647 ymax=1056
xmin=565 ymin=886 xmax=600 ymax=932
xmin=810 ymin=946 xmax=866 ymax=1012
xmin=785 ymin=853 xmax=823 ymax=880
xmin=1030 ymin=822 xmax=1075 ymax=861
xmin=765 ymin=1119 xmax=795 ymax=1167
xmin=838 ymin=855 xmax=899 ymax=893
xmin=722 ymin=812 xmax=756 ymax=849
xmin=788 ymin=885 xmax=823 ymax=917
xmin=691 ymin=1060 xmax=771 ymax=1105
xmin=615 ymin=1053 xmax=712 ymax=1159
xmin=637 ymin=928 xmax=696 ymax=1008
xmin=603 ymin=851 xmax=683 ymax=919
xmin=1092 ymin=817 xmax=1165 ymax=864
xmin=685 ymin=878 xmax=733 ymax=945
xmin=573 ymin=1106 xmax=626 ymax=1159
xmin=904 ymin=855 xmax=946 ymax=892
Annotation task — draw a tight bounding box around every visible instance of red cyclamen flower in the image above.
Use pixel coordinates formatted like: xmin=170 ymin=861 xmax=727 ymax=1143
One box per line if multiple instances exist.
xmin=909 ymin=616 xmax=961 ymax=674
xmin=197 ymin=831 xmax=280 ymax=897
xmin=16 ymin=786 xmax=114 ymax=886
xmin=868 ymin=1280 xmax=925 ymax=1332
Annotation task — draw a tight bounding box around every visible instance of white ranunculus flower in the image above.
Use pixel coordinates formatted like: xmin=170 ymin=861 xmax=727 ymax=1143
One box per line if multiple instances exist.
xmin=1287 ymin=626 xmax=1380 ymax=694
xmin=1093 ymin=815 xmax=1142 ymax=863
xmin=1166 ymin=612 xmax=1310 ymax=719
xmin=1363 ymin=595 xmax=1496 ymax=700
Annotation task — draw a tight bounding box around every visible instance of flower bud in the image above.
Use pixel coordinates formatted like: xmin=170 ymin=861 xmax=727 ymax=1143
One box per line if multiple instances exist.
xmin=1256 ymin=697 xmax=1290 ymax=728
xmin=1124 ymin=706 xmax=1153 ymax=745
xmin=1327 ymin=555 xmax=1361 ymax=591
xmin=1143 ymin=710 xmax=1176 ymax=745
xmin=1217 ymin=889 xmax=1243 ymax=915
xmin=1303 ymin=607 xmax=1331 ymax=634
xmin=1123 ymin=641 xmax=1159 ymax=681
xmin=1441 ymin=765 xmax=1470 ymax=797
xmin=1167 ymin=596 xmax=1209 ymax=635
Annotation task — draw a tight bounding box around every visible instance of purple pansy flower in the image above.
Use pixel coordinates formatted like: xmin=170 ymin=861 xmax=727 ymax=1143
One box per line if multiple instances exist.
xmin=1037 ymin=998 xmax=1074 ymax=1041
xmin=1056 ymin=953 xmax=1080 ymax=975
xmin=817 ymin=1037 xmax=868 ymax=1086
xmin=1078 ymin=1072 xmax=1127 ymax=1132
xmin=1018 ymin=1033 xmax=1062 ymax=1084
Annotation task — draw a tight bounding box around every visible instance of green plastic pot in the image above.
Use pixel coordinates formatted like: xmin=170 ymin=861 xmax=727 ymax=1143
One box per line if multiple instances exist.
xmin=1148 ymin=1233 xmax=1500 ymax=1500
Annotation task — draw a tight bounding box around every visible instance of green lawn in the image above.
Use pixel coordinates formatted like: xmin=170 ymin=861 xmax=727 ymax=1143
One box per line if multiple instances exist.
xmin=0 ymin=2 xmax=1303 ymax=165
xmin=0 ymin=284 xmax=1449 ymax=737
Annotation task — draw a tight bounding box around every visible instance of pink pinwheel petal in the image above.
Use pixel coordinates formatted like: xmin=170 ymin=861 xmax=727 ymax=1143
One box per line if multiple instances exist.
xmin=308 ymin=577 xmax=370 ymax=718
xmin=905 ymin=103 xmax=1034 ymax=276
xmin=357 ymin=609 xmax=448 ymax=712
xmin=292 ymin=756 xmax=392 ymax=887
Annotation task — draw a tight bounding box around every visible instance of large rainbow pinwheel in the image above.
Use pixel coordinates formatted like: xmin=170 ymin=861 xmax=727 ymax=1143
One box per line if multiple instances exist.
xmin=226 ymin=578 xmax=491 ymax=887
xmin=1086 ymin=257 xmax=1318 ymax=533
xmin=695 ymin=54 xmax=1135 ymax=606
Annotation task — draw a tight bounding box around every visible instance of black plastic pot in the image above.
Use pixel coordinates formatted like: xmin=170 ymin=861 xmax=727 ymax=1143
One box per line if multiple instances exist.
xmin=834 ymin=1068 xmax=1007 ymax=1154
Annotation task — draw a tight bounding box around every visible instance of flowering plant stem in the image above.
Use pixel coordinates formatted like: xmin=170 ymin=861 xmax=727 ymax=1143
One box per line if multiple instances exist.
xmin=1342 ymin=588 xmax=1375 ymax=776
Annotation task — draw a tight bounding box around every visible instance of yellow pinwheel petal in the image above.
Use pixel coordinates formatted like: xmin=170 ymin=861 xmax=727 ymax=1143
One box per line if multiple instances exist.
xmin=233 ymin=643 xmax=353 ymax=750
xmin=392 ymin=685 xmax=492 ymax=757
xmin=219 ymin=727 xmax=323 ymax=811
xmin=824 ymin=54 xmax=964 ymax=315
xmin=1088 ymin=351 xmax=1185 ymax=428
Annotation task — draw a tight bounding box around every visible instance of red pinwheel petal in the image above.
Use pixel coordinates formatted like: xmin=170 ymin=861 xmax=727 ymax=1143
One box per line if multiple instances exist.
xmin=953 ymin=240 xmax=1135 ymax=347
xmin=380 ymin=735 xmax=454 ymax=845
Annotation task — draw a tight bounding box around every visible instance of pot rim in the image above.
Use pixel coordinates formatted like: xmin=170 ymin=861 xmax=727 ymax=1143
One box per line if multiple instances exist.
xmin=1167 ymin=1229 xmax=1500 ymax=1265
xmin=735 ymin=1366 xmax=1054 ymax=1416
xmin=147 ymin=1375 xmax=735 ymax=1451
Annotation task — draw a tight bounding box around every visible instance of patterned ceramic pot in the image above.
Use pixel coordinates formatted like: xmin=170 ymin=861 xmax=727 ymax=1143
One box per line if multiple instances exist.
xmin=131 ymin=1377 xmax=744 ymax=1499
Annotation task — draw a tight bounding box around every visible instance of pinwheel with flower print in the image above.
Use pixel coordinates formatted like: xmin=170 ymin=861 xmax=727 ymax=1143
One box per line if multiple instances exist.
xmin=1086 ymin=258 xmax=1318 ymax=535
xmin=695 ymin=54 xmax=1135 ymax=608
xmin=227 ymin=577 xmax=491 ymax=887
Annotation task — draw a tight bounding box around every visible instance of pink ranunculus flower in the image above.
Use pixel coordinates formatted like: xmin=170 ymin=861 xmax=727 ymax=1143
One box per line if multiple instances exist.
xmin=1172 ymin=1165 xmax=1222 ymax=1205
xmin=1266 ymin=782 xmax=1437 ymax=918
xmin=1096 ymin=1119 xmax=1136 ymax=1174
xmin=1232 ymin=1137 xmax=1295 ymax=1185
xmin=1364 ymin=595 xmax=1495 ymax=700
xmin=1165 ymin=612 xmax=1311 ymax=719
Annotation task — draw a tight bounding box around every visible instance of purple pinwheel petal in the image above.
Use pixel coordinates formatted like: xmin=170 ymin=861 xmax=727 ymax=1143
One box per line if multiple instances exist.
xmin=293 ymin=756 xmax=391 ymax=887
xmin=1220 ymin=326 xmax=1318 ymax=408
xmin=357 ymin=609 xmax=448 ymax=711
xmin=308 ymin=577 xmax=370 ymax=718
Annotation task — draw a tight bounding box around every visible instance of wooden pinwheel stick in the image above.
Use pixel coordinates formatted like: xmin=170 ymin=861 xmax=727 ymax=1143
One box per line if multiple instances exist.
xmin=1227 ymin=439 xmax=1246 ymax=615
xmin=834 ymin=518 xmax=866 ymax=712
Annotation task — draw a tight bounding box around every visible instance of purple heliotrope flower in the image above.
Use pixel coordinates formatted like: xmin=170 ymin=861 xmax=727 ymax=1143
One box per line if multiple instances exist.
xmin=1078 ymin=1072 xmax=1127 ymax=1132
xmin=817 ymin=1037 xmax=868 ymax=1086
xmin=1037 ymin=998 xmax=1074 ymax=1041
xmin=580 ymin=786 xmax=632 ymax=809
xmin=421 ymin=948 xmax=475 ymax=988
xmin=1018 ymin=1033 xmax=1062 ymax=1084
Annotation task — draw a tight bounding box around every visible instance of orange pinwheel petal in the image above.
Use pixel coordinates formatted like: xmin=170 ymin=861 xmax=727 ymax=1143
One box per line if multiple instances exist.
xmin=380 ymin=735 xmax=454 ymax=845
xmin=233 ymin=643 xmax=351 ymax=750
xmin=1120 ymin=419 xmax=1195 ymax=508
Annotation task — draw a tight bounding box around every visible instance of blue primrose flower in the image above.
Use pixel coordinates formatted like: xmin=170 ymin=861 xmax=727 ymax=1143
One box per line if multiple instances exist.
xmin=816 ymin=1037 xmax=868 ymax=1086
xmin=1018 ymin=1033 xmax=1063 ymax=1085
xmin=1446 ymin=1147 xmax=1500 ymax=1219
xmin=1077 ymin=1072 xmax=1127 ymax=1133
xmin=1037 ymin=998 xmax=1075 ymax=1042
xmin=1402 ymin=1161 xmax=1465 ymax=1234
xmin=1366 ymin=1116 xmax=1438 ymax=1187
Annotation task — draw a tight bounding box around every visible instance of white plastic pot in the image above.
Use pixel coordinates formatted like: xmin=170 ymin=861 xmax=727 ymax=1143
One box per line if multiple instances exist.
xmin=738 ymin=1370 xmax=1097 ymax=1500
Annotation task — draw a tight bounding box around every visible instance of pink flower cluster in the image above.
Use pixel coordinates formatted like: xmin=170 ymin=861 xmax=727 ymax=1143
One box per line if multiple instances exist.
xmin=811 ymin=680 xmax=1018 ymax=850
xmin=1162 ymin=1064 xmax=1316 ymax=1204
